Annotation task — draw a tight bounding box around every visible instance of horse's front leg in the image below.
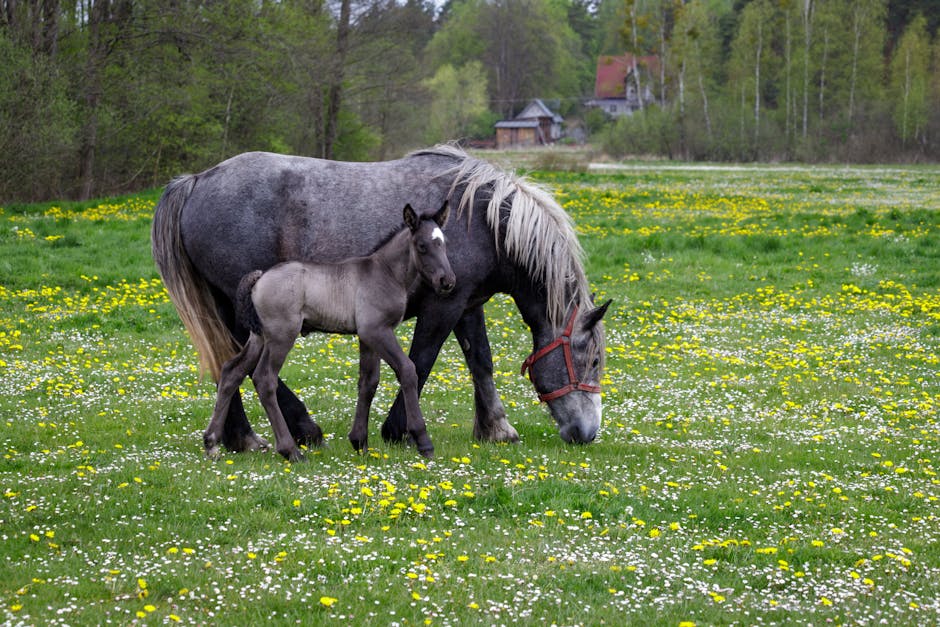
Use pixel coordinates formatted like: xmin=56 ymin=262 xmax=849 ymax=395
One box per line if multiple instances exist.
xmin=364 ymin=328 xmax=434 ymax=458
xmin=275 ymin=379 xmax=324 ymax=447
xmin=380 ymin=304 xmax=463 ymax=444
xmin=349 ymin=342 xmax=380 ymax=454
xmin=452 ymin=305 xmax=519 ymax=443
xmin=204 ymin=334 xmax=264 ymax=458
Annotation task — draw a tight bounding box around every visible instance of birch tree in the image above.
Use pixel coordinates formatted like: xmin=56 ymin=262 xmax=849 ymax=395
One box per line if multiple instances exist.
xmin=671 ymin=0 xmax=721 ymax=156
xmin=799 ymin=0 xmax=814 ymax=139
xmin=890 ymin=14 xmax=930 ymax=150
xmin=729 ymin=0 xmax=774 ymax=154
xmin=847 ymin=0 xmax=887 ymax=127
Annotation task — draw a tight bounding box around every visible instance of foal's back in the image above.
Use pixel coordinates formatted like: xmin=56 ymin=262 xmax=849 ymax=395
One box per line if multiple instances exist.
xmin=251 ymin=257 xmax=378 ymax=336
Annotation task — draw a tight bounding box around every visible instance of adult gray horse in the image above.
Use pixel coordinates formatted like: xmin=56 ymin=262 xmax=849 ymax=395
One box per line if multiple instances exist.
xmin=152 ymin=145 xmax=610 ymax=453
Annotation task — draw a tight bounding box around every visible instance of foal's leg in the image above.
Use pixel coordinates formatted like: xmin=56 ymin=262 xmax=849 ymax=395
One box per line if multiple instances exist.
xmin=381 ymin=302 xmax=465 ymax=444
xmin=252 ymin=337 xmax=305 ymax=462
xmin=204 ymin=334 xmax=264 ymax=459
xmin=363 ymin=327 xmax=434 ymax=458
xmin=218 ymin=310 xmax=278 ymax=453
xmin=349 ymin=342 xmax=380 ymax=454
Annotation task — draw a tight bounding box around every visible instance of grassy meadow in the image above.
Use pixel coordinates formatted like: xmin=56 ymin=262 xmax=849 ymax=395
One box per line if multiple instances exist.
xmin=1 ymin=161 xmax=938 ymax=625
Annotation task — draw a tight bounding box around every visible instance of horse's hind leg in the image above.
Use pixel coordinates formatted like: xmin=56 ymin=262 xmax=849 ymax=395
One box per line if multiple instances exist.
xmin=204 ymin=334 xmax=264 ymax=459
xmin=349 ymin=342 xmax=380 ymax=454
xmin=252 ymin=338 xmax=305 ymax=462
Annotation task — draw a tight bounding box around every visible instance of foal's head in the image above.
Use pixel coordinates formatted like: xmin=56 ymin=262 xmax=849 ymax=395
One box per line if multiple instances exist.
xmin=403 ymin=201 xmax=455 ymax=296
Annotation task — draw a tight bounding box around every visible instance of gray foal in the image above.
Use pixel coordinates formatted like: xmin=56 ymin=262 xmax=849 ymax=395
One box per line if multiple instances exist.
xmin=203 ymin=202 xmax=454 ymax=461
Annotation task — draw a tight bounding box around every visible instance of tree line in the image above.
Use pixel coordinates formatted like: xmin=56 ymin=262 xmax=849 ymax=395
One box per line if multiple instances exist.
xmin=1 ymin=0 xmax=937 ymax=201
xmin=599 ymin=0 xmax=940 ymax=164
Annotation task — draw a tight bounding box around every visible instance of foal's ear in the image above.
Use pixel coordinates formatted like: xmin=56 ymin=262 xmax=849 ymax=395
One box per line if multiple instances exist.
xmin=433 ymin=200 xmax=450 ymax=228
xmin=403 ymin=203 xmax=419 ymax=232
xmin=582 ymin=299 xmax=612 ymax=330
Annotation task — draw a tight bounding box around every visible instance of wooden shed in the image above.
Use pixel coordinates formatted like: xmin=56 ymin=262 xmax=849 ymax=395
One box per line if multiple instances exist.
xmin=494 ymin=99 xmax=564 ymax=149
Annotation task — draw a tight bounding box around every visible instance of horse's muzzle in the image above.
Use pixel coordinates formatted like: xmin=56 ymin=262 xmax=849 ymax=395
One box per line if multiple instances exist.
xmin=560 ymin=422 xmax=598 ymax=444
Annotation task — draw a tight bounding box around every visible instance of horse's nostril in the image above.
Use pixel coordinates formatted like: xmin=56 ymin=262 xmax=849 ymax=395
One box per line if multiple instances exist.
xmin=563 ymin=423 xmax=597 ymax=444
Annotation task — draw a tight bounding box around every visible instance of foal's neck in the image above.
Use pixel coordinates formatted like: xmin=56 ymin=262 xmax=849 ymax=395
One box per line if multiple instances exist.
xmin=371 ymin=229 xmax=416 ymax=289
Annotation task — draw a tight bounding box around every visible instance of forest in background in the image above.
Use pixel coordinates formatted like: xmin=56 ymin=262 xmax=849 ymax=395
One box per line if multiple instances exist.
xmin=1 ymin=0 xmax=938 ymax=201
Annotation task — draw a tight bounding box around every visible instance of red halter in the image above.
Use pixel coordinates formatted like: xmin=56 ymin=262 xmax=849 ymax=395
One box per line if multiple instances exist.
xmin=520 ymin=304 xmax=602 ymax=402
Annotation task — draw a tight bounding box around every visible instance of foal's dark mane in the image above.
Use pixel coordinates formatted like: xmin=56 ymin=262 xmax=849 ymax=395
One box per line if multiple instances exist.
xmin=366 ymin=222 xmax=409 ymax=257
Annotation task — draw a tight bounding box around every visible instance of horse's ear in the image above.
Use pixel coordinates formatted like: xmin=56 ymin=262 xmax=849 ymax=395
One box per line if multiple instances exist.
xmin=403 ymin=203 xmax=419 ymax=232
xmin=433 ymin=200 xmax=450 ymax=228
xmin=582 ymin=299 xmax=612 ymax=330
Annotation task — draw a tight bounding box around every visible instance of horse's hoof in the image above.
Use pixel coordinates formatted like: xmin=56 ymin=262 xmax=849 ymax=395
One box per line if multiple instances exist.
xmin=348 ymin=435 xmax=368 ymax=454
xmin=292 ymin=420 xmax=324 ymax=447
xmin=223 ymin=431 xmax=269 ymax=453
xmin=381 ymin=425 xmax=404 ymax=444
xmin=473 ymin=417 xmax=520 ymax=443
xmin=203 ymin=432 xmax=223 ymax=460
xmin=246 ymin=434 xmax=271 ymax=451
xmin=414 ymin=435 xmax=434 ymax=459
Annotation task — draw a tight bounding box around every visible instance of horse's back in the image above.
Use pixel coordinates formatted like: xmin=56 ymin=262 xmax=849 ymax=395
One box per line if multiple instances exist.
xmin=178 ymin=151 xmax=455 ymax=298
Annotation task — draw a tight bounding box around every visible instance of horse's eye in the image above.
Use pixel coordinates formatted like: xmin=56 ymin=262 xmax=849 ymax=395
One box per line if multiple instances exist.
xmin=592 ymin=358 xmax=599 ymax=368
xmin=417 ymin=244 xmax=428 ymax=254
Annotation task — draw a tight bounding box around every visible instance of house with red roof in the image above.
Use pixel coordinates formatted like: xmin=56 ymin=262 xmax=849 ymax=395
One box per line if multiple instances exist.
xmin=586 ymin=53 xmax=660 ymax=116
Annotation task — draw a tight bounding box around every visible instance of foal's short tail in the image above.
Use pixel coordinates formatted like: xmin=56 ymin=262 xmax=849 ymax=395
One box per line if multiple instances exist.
xmin=235 ymin=271 xmax=264 ymax=335
xmin=151 ymin=175 xmax=237 ymax=380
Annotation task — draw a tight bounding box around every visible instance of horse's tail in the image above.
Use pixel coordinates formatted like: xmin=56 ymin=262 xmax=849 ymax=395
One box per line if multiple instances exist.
xmin=235 ymin=271 xmax=264 ymax=336
xmin=151 ymin=175 xmax=237 ymax=380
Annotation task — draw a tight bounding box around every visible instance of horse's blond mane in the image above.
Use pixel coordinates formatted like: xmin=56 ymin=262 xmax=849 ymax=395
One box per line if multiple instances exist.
xmin=412 ymin=144 xmax=591 ymax=329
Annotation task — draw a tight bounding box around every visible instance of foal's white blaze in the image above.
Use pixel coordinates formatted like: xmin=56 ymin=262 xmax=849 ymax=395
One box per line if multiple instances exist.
xmin=431 ymin=227 xmax=445 ymax=243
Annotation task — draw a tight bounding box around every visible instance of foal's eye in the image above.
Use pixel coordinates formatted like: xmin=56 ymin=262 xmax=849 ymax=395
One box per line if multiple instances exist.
xmin=417 ymin=244 xmax=428 ymax=254
xmin=592 ymin=358 xmax=599 ymax=369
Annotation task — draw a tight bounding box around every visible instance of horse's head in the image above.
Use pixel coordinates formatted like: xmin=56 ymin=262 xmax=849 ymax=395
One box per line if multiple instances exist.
xmin=521 ymin=299 xmax=611 ymax=444
xmin=404 ymin=201 xmax=456 ymax=296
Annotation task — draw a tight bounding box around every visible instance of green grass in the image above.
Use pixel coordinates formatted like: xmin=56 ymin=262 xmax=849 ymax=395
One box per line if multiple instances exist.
xmin=1 ymin=163 xmax=939 ymax=625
